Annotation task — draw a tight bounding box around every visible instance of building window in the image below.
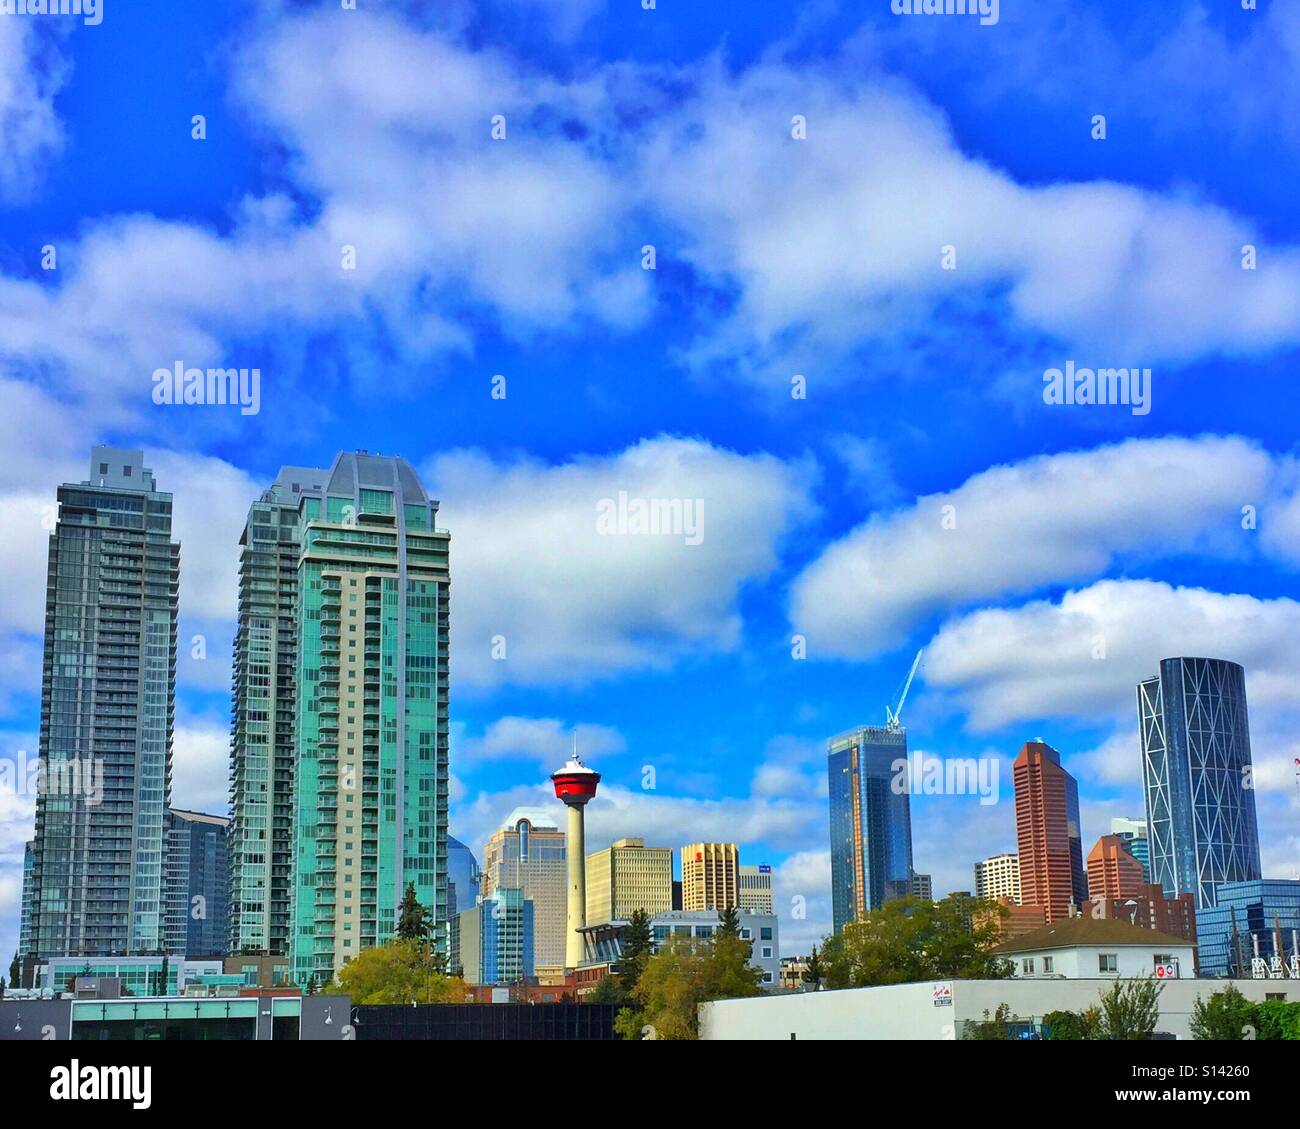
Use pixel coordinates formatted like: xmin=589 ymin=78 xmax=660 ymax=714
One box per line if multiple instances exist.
xmin=761 ymin=972 xmax=773 ymax=984
xmin=740 ymin=929 xmax=751 ymax=940
xmin=1043 ymin=957 xmax=1053 ymax=973
xmin=761 ymin=946 xmax=773 ymax=959
xmin=1099 ymin=954 xmax=1118 ymax=974
xmin=1022 ymin=958 xmax=1035 ymax=975
xmin=760 ymin=927 xmax=773 ymax=940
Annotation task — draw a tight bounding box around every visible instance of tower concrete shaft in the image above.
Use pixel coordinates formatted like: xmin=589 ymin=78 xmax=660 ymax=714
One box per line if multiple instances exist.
xmin=566 ymin=803 xmax=587 ymax=969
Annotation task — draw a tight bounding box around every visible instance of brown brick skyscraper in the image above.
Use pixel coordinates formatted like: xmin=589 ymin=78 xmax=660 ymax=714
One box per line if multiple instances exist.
xmin=1087 ymin=834 xmax=1146 ymax=900
xmin=1014 ymin=740 xmax=1086 ymax=924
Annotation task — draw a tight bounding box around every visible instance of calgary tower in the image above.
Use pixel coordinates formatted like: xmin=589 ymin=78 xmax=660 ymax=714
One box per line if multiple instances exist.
xmin=552 ymin=743 xmax=601 ymax=969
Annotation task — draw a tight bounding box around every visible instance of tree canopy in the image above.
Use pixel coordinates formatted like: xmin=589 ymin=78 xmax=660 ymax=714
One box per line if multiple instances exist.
xmin=821 ymin=894 xmax=1013 ymax=988
xmin=330 ymin=939 xmax=465 ymax=1005
xmin=614 ymin=927 xmax=764 ymax=1041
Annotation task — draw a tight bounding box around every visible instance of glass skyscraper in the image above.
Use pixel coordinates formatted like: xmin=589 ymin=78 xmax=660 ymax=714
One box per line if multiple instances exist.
xmin=1139 ymin=657 xmax=1261 ymax=911
xmin=828 ymin=725 xmax=914 ymax=933
xmin=227 ymin=466 xmax=327 ymax=956
xmin=289 ymin=453 xmax=450 ymax=986
xmin=1195 ymin=879 xmax=1300 ymax=978
xmin=164 ymin=809 xmax=230 ymax=958
xmin=27 ymin=447 xmax=178 ymax=958
xmin=447 ymin=835 xmax=481 ymax=920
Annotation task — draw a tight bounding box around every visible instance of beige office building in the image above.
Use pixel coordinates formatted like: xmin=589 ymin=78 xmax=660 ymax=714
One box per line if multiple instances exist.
xmin=480 ymin=807 xmax=567 ymax=976
xmin=681 ymin=843 xmax=740 ymax=911
xmin=586 ymin=838 xmax=673 ymax=923
xmin=738 ymin=865 xmax=774 ymax=914
xmin=975 ymin=852 xmax=1022 ymax=905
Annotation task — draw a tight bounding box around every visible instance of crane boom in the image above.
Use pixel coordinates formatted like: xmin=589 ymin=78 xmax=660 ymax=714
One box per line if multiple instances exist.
xmin=885 ymin=649 xmax=923 ymax=730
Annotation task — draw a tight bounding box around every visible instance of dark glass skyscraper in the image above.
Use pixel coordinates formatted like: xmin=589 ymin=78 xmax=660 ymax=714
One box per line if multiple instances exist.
xmin=1139 ymin=657 xmax=1262 ymax=911
xmin=165 ymin=808 xmax=230 ymax=958
xmin=28 ymin=447 xmax=179 ymax=957
xmin=828 ymin=725 xmax=914 ymax=933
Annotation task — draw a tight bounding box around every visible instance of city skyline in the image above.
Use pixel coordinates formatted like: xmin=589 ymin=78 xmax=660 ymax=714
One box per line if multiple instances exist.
xmin=4 ymin=2 xmax=1300 ymax=971
xmin=4 ymin=440 xmax=1299 ymax=965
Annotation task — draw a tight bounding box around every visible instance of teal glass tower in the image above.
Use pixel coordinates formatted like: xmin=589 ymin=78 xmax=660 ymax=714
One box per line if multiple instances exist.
xmin=289 ymin=453 xmax=450 ymax=985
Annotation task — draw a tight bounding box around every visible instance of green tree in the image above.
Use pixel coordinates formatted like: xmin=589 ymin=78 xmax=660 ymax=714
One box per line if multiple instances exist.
xmin=331 ymin=939 xmax=464 ymax=1005
xmin=396 ymin=881 xmax=433 ymax=942
xmin=823 ymin=895 xmax=1013 ymax=988
xmin=616 ymin=922 xmax=766 ymax=1041
xmin=1190 ymin=985 xmax=1259 ymax=1041
xmin=963 ymin=1002 xmax=1018 ymax=1040
xmin=1098 ymin=977 xmax=1163 ymax=1040
xmin=1042 ymin=1007 xmax=1101 ymax=1041
xmin=716 ymin=905 xmax=741 ymax=938
xmin=801 ymin=945 xmax=825 ymax=991
xmin=1255 ymin=1000 xmax=1300 ymax=1041
xmin=615 ymin=936 xmax=713 ymax=1041
xmin=8 ymin=952 xmax=18 ymax=988
xmin=585 ymin=974 xmax=628 ymax=1005
xmin=620 ymin=909 xmax=653 ymax=994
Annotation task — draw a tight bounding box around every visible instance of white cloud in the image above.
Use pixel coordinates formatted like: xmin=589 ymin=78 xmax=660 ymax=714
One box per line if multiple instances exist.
xmin=791 ymin=435 xmax=1280 ymax=657
xmin=171 ymin=716 xmax=231 ymax=816
xmin=924 ymin=579 xmax=1300 ymax=732
xmin=457 ymin=716 xmax=626 ymax=771
xmin=643 ymin=61 xmax=1300 ymax=382
xmin=0 ymin=19 xmax=66 ymax=201
xmin=429 ymin=436 xmax=814 ymax=687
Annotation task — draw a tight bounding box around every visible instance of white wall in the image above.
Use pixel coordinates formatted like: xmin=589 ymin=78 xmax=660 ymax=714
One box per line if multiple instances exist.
xmin=700 ymin=978 xmax=1295 ymax=1040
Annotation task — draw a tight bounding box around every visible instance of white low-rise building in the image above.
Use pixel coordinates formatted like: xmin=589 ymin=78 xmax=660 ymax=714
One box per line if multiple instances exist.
xmin=992 ymin=917 xmax=1195 ymax=980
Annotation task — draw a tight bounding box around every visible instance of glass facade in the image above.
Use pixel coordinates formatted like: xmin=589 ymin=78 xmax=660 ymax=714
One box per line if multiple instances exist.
xmin=290 ymin=454 xmax=450 ymax=986
xmin=828 ymin=725 xmax=913 ymax=933
xmin=1139 ymin=657 xmax=1261 ymax=910
xmin=164 ymin=810 xmax=229 ymax=958
xmin=1195 ymin=879 xmax=1300 ymax=978
xmin=480 ymin=890 xmax=535 ymax=984
xmin=228 ymin=467 xmax=325 ymax=957
xmin=28 ymin=447 xmax=179 ymax=958
xmin=447 ymin=835 xmax=480 ymax=920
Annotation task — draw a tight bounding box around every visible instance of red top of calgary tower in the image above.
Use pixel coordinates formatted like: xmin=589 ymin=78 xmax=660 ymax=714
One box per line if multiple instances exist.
xmin=552 ymin=752 xmax=600 ymax=806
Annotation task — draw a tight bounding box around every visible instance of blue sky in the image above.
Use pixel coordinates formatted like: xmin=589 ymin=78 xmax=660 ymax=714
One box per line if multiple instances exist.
xmin=1 ymin=0 xmax=1299 ymax=961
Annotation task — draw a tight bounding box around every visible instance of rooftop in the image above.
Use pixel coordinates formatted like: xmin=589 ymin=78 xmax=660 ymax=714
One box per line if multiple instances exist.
xmin=992 ymin=915 xmax=1192 ymax=955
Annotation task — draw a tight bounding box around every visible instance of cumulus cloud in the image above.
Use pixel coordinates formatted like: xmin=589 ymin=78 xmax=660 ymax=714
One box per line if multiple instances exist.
xmin=641 ymin=61 xmax=1300 ymax=383
xmin=791 ymin=435 xmax=1282 ymax=656
xmin=924 ymin=579 xmax=1300 ymax=732
xmin=457 ymin=716 xmax=626 ymax=771
xmin=428 ymin=436 xmax=815 ymax=686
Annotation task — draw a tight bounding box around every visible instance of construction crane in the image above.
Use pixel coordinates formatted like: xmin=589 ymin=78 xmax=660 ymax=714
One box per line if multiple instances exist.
xmin=885 ymin=649 xmax=923 ymax=731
